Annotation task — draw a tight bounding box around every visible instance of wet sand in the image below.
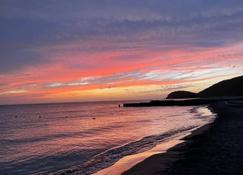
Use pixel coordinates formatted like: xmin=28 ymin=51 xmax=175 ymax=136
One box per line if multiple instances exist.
xmin=123 ymin=101 xmax=243 ymax=175
xmin=93 ymin=136 xmax=185 ymax=175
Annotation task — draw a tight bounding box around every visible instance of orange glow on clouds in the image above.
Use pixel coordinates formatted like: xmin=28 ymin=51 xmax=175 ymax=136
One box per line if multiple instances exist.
xmin=1 ymin=42 xmax=243 ymax=105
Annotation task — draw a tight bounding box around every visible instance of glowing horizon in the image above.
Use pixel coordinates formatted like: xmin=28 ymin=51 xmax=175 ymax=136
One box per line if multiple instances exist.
xmin=1 ymin=0 xmax=243 ymax=105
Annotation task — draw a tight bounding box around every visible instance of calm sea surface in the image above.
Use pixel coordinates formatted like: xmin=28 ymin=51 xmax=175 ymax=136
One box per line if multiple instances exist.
xmin=0 ymin=102 xmax=215 ymax=175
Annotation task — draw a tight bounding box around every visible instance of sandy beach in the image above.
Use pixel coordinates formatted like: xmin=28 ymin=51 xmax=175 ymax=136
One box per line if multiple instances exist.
xmin=123 ymin=101 xmax=243 ymax=175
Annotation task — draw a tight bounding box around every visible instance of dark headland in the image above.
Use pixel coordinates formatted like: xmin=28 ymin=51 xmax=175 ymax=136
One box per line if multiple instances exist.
xmin=168 ymin=75 xmax=243 ymax=99
xmin=122 ymin=75 xmax=243 ymax=175
xmin=123 ymin=75 xmax=243 ymax=107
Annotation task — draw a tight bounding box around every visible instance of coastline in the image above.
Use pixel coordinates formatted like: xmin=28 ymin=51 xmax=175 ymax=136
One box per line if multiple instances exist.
xmin=123 ymin=101 xmax=243 ymax=175
xmin=93 ymin=125 xmax=212 ymax=175
xmin=122 ymin=122 xmax=214 ymax=175
xmin=93 ymin=134 xmax=186 ymax=175
xmin=92 ymin=105 xmax=215 ymax=175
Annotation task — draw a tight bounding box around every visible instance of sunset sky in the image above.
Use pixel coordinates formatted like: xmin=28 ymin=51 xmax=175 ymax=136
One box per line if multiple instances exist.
xmin=1 ymin=0 xmax=243 ymax=105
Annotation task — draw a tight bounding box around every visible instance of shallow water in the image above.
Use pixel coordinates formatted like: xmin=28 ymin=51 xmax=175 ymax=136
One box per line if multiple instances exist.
xmin=0 ymin=102 xmax=215 ymax=175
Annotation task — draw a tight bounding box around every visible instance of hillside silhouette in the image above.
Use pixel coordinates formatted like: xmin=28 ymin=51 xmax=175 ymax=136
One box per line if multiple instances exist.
xmin=167 ymin=75 xmax=243 ymax=99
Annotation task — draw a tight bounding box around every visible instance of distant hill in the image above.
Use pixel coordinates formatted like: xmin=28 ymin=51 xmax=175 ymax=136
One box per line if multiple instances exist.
xmin=166 ymin=75 xmax=243 ymax=99
xmin=166 ymin=91 xmax=196 ymax=99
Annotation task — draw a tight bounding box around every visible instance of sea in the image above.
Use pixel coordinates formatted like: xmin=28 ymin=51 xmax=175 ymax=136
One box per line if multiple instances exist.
xmin=0 ymin=101 xmax=216 ymax=175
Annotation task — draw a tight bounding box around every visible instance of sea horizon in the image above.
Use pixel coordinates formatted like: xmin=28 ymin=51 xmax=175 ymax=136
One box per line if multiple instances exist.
xmin=0 ymin=99 xmax=153 ymax=107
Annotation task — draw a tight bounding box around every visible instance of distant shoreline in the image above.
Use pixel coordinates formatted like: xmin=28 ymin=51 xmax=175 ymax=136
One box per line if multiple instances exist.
xmin=123 ymin=97 xmax=243 ymax=107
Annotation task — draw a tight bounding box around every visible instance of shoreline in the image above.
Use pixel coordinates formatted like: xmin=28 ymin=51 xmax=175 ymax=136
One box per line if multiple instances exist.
xmin=122 ymin=121 xmax=214 ymax=175
xmin=93 ymin=125 xmax=212 ymax=175
xmin=123 ymin=101 xmax=243 ymax=175
xmin=92 ymin=105 xmax=215 ymax=175
xmin=93 ymin=134 xmax=186 ymax=175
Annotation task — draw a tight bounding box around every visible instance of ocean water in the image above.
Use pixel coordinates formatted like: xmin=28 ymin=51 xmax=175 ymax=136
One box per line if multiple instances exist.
xmin=0 ymin=102 xmax=215 ymax=175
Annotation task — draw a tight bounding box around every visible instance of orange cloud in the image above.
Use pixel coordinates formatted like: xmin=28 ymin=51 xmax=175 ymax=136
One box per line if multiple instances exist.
xmin=1 ymin=42 xmax=243 ymax=104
